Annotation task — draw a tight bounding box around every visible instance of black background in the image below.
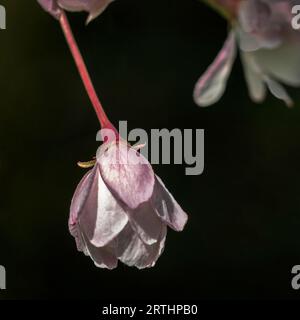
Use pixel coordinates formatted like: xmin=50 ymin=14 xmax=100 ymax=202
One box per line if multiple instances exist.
xmin=1 ymin=0 xmax=300 ymax=300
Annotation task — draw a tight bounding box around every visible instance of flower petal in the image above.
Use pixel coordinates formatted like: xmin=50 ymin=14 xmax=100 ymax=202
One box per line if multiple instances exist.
xmin=115 ymin=223 xmax=167 ymax=269
xmin=127 ymin=201 xmax=163 ymax=245
xmin=81 ymin=226 xmax=118 ymax=269
xmin=79 ymin=167 xmax=128 ymax=247
xmin=97 ymin=141 xmax=155 ymax=210
xmin=69 ymin=167 xmax=97 ymax=226
xmin=237 ymin=27 xmax=265 ymax=52
xmin=58 ymin=0 xmax=114 ymax=23
xmin=193 ymin=30 xmax=236 ymax=107
xmin=151 ymin=176 xmax=188 ymax=232
xmin=37 ymin=0 xmax=62 ymax=19
xmin=264 ymin=76 xmax=293 ymax=107
xmin=86 ymin=0 xmax=114 ymax=24
xmin=238 ymin=0 xmax=271 ymax=35
xmin=58 ymin=0 xmax=91 ymax=11
xmin=237 ymin=0 xmax=282 ymax=51
xmin=69 ymin=167 xmax=97 ymax=253
xmin=240 ymin=50 xmax=293 ymax=107
xmin=253 ymin=43 xmax=300 ymax=87
xmin=69 ymin=223 xmax=89 ymax=255
xmin=240 ymin=52 xmax=266 ymax=103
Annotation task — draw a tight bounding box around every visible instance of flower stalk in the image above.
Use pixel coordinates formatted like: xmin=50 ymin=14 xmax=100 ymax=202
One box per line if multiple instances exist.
xmin=59 ymin=11 xmax=117 ymax=134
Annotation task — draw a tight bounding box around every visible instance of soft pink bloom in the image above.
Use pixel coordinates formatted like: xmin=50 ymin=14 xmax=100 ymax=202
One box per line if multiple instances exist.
xmin=37 ymin=0 xmax=114 ymax=23
xmin=194 ymin=0 xmax=300 ymax=107
xmin=69 ymin=140 xmax=188 ymax=269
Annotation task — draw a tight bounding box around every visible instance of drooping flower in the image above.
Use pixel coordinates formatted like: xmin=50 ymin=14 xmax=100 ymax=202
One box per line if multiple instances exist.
xmin=69 ymin=140 xmax=188 ymax=269
xmin=194 ymin=0 xmax=300 ymax=107
xmin=37 ymin=0 xmax=114 ymax=23
xmin=38 ymin=0 xmax=188 ymax=269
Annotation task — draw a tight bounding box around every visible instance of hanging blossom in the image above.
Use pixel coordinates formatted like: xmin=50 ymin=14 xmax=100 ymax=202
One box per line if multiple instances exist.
xmin=37 ymin=0 xmax=114 ymax=23
xmin=70 ymin=139 xmax=188 ymax=269
xmin=38 ymin=4 xmax=188 ymax=269
xmin=194 ymin=0 xmax=300 ymax=107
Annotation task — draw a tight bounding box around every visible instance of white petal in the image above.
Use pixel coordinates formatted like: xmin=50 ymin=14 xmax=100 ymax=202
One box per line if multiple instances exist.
xmin=240 ymin=48 xmax=294 ymax=106
xmin=86 ymin=0 xmax=114 ymax=24
xmin=127 ymin=201 xmax=163 ymax=245
xmin=240 ymin=52 xmax=266 ymax=103
xmin=80 ymin=226 xmax=118 ymax=269
xmin=237 ymin=27 xmax=265 ymax=52
xmin=253 ymin=43 xmax=300 ymax=86
xmin=264 ymin=76 xmax=293 ymax=107
xmin=151 ymin=176 xmax=188 ymax=232
xmin=79 ymin=167 xmax=128 ymax=247
xmin=115 ymin=223 xmax=167 ymax=269
xmin=193 ymin=30 xmax=237 ymax=107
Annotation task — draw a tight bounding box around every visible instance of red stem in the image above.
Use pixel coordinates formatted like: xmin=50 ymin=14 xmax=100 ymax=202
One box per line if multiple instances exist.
xmin=59 ymin=11 xmax=117 ymax=133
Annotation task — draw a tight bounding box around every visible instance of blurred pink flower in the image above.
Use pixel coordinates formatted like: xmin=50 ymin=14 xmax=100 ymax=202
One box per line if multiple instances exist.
xmin=37 ymin=0 xmax=114 ymax=23
xmin=194 ymin=0 xmax=300 ymax=107
xmin=69 ymin=140 xmax=188 ymax=269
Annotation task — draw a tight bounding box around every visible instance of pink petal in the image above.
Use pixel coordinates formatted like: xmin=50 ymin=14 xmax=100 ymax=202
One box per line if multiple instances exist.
xmin=58 ymin=0 xmax=92 ymax=11
xmin=69 ymin=167 xmax=97 ymax=226
xmin=115 ymin=223 xmax=167 ymax=269
xmin=78 ymin=167 xmax=128 ymax=247
xmin=58 ymin=0 xmax=114 ymax=23
xmin=127 ymin=201 xmax=163 ymax=245
xmin=69 ymin=223 xmax=88 ymax=254
xmin=69 ymin=167 xmax=97 ymax=252
xmin=97 ymin=141 xmax=155 ymax=210
xmin=193 ymin=30 xmax=236 ymax=107
xmin=238 ymin=0 xmax=271 ymax=35
xmin=37 ymin=0 xmax=62 ymax=19
xmin=238 ymin=0 xmax=282 ymax=51
xmin=151 ymin=176 xmax=188 ymax=232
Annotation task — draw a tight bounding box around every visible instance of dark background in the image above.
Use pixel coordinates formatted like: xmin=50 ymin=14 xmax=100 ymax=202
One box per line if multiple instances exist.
xmin=1 ymin=0 xmax=300 ymax=300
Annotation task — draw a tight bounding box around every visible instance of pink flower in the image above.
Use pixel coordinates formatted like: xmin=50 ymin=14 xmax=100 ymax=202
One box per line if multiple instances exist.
xmin=69 ymin=140 xmax=188 ymax=269
xmin=37 ymin=0 xmax=114 ymax=23
xmin=39 ymin=0 xmax=188 ymax=270
xmin=194 ymin=0 xmax=300 ymax=107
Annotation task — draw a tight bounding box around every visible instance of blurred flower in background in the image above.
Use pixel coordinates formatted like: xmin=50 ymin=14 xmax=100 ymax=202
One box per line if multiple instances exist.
xmin=194 ymin=0 xmax=300 ymax=107
xmin=37 ymin=0 xmax=114 ymax=22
